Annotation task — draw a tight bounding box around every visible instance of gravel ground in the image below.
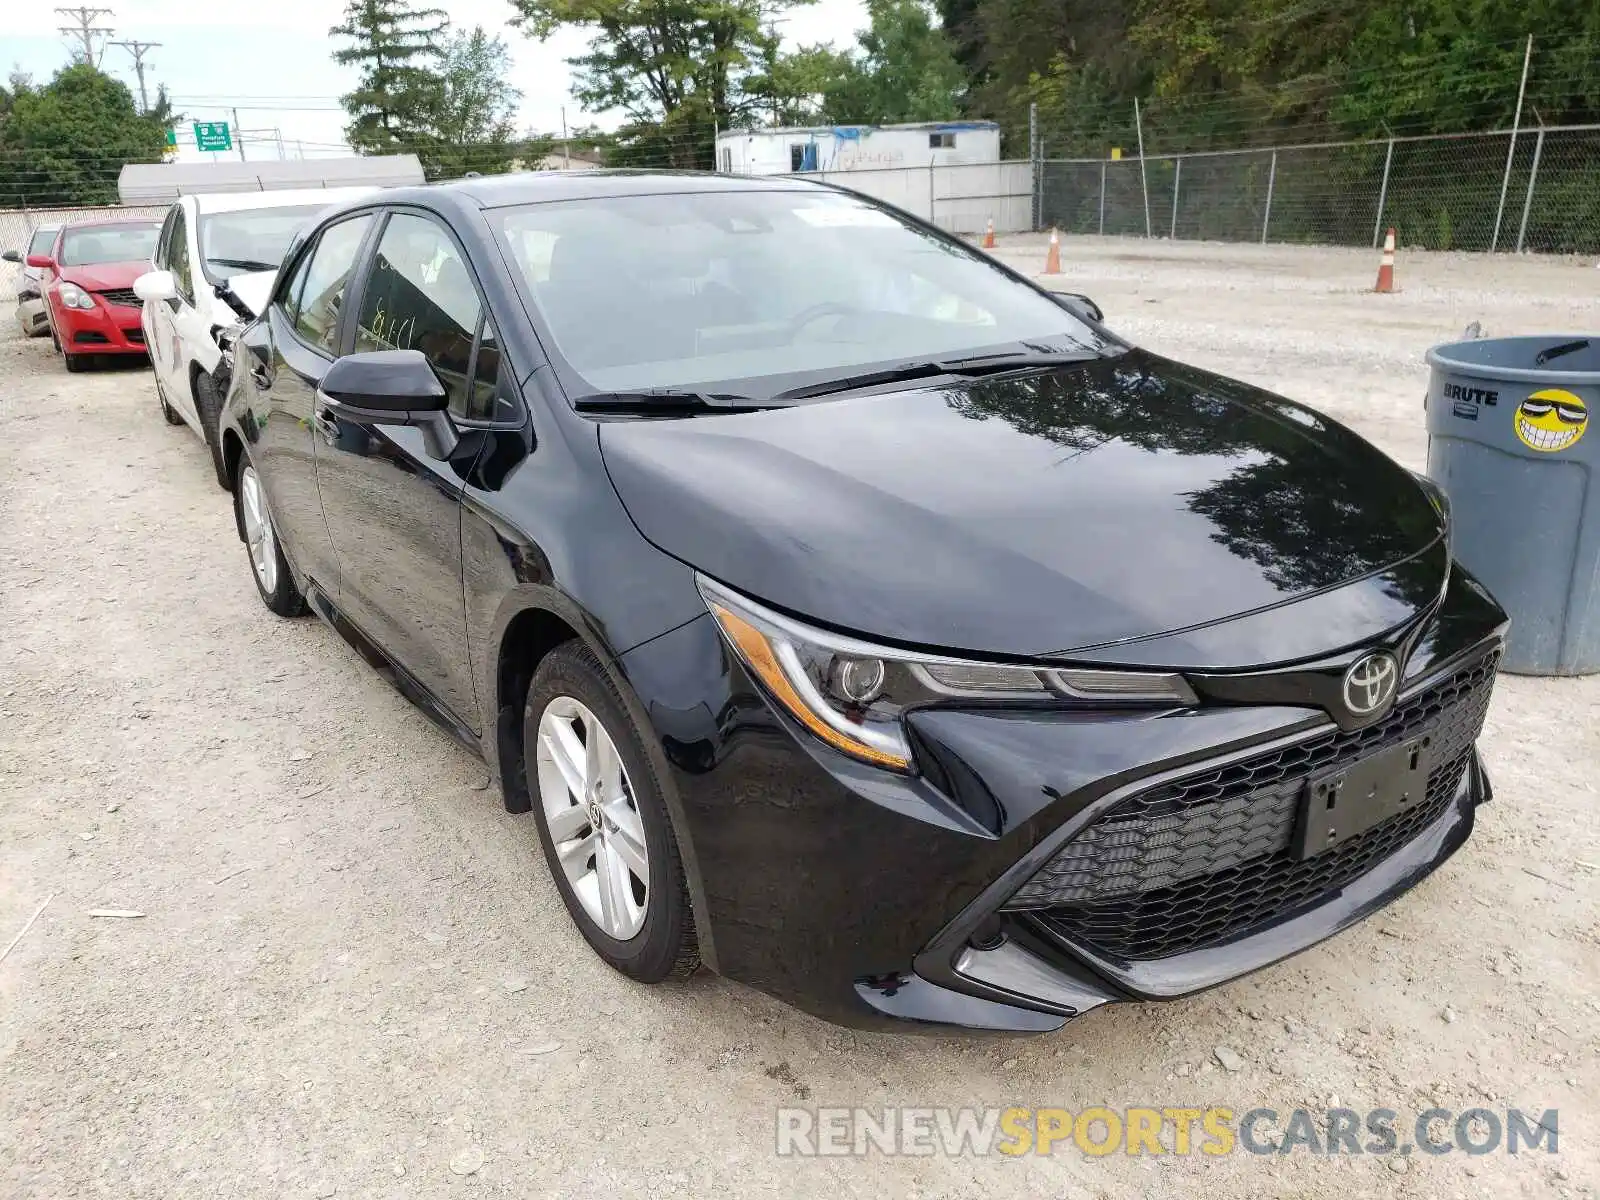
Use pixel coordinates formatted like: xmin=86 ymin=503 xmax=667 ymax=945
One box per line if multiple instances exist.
xmin=2 ymin=237 xmax=1598 ymax=1200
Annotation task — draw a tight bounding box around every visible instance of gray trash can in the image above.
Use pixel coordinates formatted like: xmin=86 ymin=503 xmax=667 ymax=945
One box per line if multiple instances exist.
xmin=1425 ymin=334 xmax=1600 ymax=675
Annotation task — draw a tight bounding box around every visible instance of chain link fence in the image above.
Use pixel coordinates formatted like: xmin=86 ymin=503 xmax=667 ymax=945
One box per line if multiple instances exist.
xmin=1039 ymin=123 xmax=1600 ymax=254
xmin=0 ymin=203 xmax=168 ymax=292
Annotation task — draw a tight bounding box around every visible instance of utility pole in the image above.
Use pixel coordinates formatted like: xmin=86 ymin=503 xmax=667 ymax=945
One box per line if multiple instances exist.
xmin=110 ymin=38 xmax=159 ymax=113
xmin=560 ymin=106 xmax=570 ymax=169
xmin=233 ymin=107 xmax=247 ymax=162
xmin=56 ymin=7 xmax=114 ymax=67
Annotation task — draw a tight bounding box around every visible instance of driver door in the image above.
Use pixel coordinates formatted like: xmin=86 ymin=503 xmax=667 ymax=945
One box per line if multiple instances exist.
xmin=312 ymin=209 xmax=484 ymax=730
xmin=148 ymin=204 xmax=201 ymax=425
xmin=145 ymin=204 xmax=182 ymax=403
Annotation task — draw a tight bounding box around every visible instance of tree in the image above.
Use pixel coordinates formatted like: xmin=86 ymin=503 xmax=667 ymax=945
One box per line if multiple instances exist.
xmin=743 ymin=43 xmax=854 ymax=125
xmin=331 ymin=0 xmax=449 ymax=153
xmin=425 ymin=27 xmax=525 ymax=175
xmin=818 ymin=0 xmax=965 ymax=122
xmin=508 ymin=0 xmax=813 ymax=165
xmin=0 ymin=65 xmax=169 ymax=207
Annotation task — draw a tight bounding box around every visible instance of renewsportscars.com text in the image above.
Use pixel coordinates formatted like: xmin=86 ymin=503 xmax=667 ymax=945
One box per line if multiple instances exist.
xmin=775 ymin=1106 xmax=1559 ymax=1158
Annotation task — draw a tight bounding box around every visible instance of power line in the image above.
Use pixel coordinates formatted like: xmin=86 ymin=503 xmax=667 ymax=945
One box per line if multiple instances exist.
xmin=55 ymin=7 xmax=115 ymax=67
xmin=110 ymin=39 xmax=160 ymax=114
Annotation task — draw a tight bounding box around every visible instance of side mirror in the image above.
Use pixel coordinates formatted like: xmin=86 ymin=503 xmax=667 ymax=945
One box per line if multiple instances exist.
xmin=26 ymin=253 xmax=54 ymax=270
xmin=317 ymin=349 xmax=458 ymax=459
xmin=1 ymin=249 xmax=19 ymax=264
xmin=134 ymin=269 xmax=178 ymax=304
xmin=1051 ymin=291 xmax=1104 ymax=324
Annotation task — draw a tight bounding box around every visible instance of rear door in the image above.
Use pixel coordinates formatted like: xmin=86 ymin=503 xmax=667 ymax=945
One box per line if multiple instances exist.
xmin=312 ymin=208 xmax=486 ymax=729
xmin=251 ymin=213 xmax=377 ymax=598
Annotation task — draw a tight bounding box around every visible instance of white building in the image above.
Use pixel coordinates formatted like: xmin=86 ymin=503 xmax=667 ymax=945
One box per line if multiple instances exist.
xmin=715 ymin=121 xmax=1001 ymax=176
xmin=117 ymin=156 xmax=424 ymax=203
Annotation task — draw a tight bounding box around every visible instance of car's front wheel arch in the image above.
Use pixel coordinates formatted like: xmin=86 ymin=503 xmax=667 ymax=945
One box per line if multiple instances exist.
xmin=222 ymin=430 xmax=247 ymax=540
xmin=490 ymin=595 xmax=717 ymax=973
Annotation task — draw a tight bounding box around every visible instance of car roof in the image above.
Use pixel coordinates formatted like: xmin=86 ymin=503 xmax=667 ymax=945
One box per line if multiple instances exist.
xmin=188 ymin=186 xmax=379 ymax=215
xmin=384 ymin=169 xmax=830 ymax=212
xmin=61 ymin=218 xmax=161 ymax=232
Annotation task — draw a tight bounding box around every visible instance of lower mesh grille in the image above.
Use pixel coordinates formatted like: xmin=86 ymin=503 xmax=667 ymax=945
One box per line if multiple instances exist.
xmin=1007 ymin=651 xmax=1498 ymax=962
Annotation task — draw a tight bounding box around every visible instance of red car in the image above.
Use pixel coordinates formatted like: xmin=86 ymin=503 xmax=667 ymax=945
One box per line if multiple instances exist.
xmin=29 ymin=219 xmax=160 ymax=372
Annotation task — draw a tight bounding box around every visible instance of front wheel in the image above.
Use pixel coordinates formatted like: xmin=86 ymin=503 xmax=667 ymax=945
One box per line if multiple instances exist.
xmin=233 ymin=460 xmax=305 ymax=617
xmin=157 ymin=380 xmax=184 ymax=426
xmin=63 ymin=352 xmax=87 ymax=373
xmin=523 ymin=643 xmax=698 ymax=983
xmin=195 ymin=370 xmax=231 ymax=489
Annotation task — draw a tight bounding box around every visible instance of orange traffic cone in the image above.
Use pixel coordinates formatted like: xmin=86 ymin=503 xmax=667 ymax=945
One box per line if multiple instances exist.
xmin=1044 ymin=229 xmax=1061 ymax=275
xmin=1374 ymin=228 xmax=1397 ymax=293
xmin=982 ymin=217 xmax=996 ymax=249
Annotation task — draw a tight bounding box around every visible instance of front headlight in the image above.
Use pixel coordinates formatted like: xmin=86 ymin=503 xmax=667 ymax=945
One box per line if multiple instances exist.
xmin=1410 ymin=470 xmax=1451 ymax=526
xmin=58 ymin=282 xmax=96 ymax=310
xmin=697 ymin=576 xmax=1196 ymax=773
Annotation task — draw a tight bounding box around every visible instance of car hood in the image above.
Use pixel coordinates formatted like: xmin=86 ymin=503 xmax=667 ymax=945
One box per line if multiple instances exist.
xmin=223 ymin=270 xmax=276 ymax=319
xmin=59 ymin=261 xmax=148 ymax=290
xmin=598 ymin=350 xmax=1448 ymax=665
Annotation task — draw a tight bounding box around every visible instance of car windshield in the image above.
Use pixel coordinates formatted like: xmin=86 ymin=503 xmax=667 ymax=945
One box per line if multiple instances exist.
xmin=58 ymin=224 xmax=159 ymax=267
xmin=493 ymin=189 xmax=1108 ymax=397
xmin=28 ymin=228 xmax=58 ymax=257
xmin=199 ymin=205 xmax=328 ymax=279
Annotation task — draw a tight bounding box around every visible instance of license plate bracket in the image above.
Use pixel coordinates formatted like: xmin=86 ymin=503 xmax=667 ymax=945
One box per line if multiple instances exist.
xmin=1294 ymin=734 xmax=1436 ymax=860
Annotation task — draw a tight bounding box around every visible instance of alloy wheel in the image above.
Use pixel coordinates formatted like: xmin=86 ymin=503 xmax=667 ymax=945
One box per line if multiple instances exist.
xmin=239 ymin=465 xmax=278 ymax=594
xmin=534 ymin=695 xmax=651 ymax=940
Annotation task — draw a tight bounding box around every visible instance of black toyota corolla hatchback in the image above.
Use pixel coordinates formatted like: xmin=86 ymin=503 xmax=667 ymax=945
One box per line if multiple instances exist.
xmin=218 ymin=171 xmax=1506 ymax=1032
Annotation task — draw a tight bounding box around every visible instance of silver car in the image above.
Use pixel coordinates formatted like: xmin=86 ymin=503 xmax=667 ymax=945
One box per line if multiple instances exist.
xmin=3 ymin=223 xmax=62 ymax=337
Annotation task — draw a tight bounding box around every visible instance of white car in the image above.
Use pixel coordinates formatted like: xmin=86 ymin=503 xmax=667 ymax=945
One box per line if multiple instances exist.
xmin=3 ymin=223 xmax=62 ymax=336
xmin=134 ymin=188 xmax=374 ymax=487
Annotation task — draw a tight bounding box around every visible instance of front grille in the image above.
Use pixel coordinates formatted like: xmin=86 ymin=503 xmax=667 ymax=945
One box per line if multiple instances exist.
xmin=1008 ymin=651 xmax=1498 ymax=962
xmin=73 ymin=330 xmax=109 ymax=345
xmin=96 ymin=287 xmax=140 ymax=308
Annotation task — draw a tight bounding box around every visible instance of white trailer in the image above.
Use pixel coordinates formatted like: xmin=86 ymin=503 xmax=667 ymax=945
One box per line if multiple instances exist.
xmin=715 ymin=122 xmax=1001 ymax=177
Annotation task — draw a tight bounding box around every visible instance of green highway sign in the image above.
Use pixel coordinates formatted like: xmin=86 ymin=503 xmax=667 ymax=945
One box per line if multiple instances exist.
xmin=193 ymin=121 xmax=233 ymax=153
xmin=164 ymin=127 xmax=176 ymax=147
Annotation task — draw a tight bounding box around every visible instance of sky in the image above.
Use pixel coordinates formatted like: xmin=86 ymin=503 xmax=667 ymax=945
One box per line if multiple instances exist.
xmin=3 ymin=0 xmax=868 ymax=160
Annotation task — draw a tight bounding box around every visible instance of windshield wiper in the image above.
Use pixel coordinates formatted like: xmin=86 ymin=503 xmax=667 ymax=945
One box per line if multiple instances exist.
xmin=208 ymin=257 xmax=279 ymax=272
xmin=572 ymin=390 xmax=781 ymax=414
xmin=776 ymin=350 xmax=1093 ymax=401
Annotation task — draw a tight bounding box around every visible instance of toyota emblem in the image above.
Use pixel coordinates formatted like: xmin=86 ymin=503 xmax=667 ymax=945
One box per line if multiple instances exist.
xmin=1342 ymin=652 xmax=1399 ymax=718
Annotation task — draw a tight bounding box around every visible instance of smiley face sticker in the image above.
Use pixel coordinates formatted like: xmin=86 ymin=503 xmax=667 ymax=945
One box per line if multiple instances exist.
xmin=1515 ymin=388 xmax=1589 ymax=452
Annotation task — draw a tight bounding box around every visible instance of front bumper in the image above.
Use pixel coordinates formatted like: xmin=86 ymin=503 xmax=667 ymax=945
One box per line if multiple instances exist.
xmin=617 ymin=569 xmax=1507 ymax=1032
xmin=54 ymin=297 xmax=147 ymax=356
xmin=16 ymin=295 xmax=48 ymax=334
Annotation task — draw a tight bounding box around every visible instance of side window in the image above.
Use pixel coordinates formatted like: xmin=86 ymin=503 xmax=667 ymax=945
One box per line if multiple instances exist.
xmin=278 ymin=245 xmax=315 ymax=326
xmin=294 ymin=215 xmax=374 ymax=354
xmin=154 ymin=207 xmax=177 ymax=269
xmin=353 ymin=213 xmax=480 ymax=416
xmin=465 ymin=319 xmax=517 ymax=422
xmin=167 ymin=208 xmax=194 ymax=302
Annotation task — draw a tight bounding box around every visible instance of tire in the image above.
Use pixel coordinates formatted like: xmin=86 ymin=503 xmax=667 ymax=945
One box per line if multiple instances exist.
xmin=63 ymin=351 xmax=87 ymax=373
xmin=50 ymin=329 xmax=60 ymax=354
xmin=194 ymin=369 xmax=231 ymax=489
xmin=233 ymin=458 xmax=306 ymax=618
xmin=523 ymin=642 xmax=698 ymax=983
xmin=157 ymin=380 xmax=184 ymax=426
